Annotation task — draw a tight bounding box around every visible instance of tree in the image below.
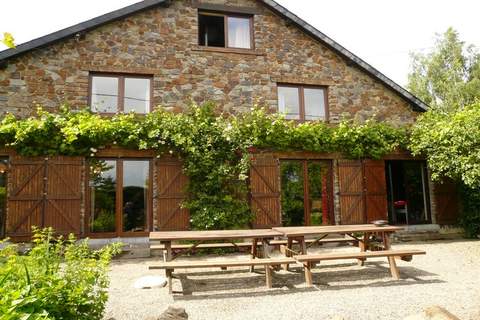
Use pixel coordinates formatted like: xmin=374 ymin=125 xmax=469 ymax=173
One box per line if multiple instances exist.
xmin=1 ymin=32 xmax=14 ymax=48
xmin=407 ymin=27 xmax=480 ymax=112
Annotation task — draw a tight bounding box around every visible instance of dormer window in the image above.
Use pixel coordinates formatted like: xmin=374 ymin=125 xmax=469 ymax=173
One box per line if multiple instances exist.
xmin=198 ymin=12 xmax=253 ymax=49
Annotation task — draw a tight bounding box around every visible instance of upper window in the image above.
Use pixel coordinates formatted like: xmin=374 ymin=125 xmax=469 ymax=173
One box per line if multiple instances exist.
xmin=277 ymin=85 xmax=327 ymax=121
xmin=90 ymin=74 xmax=152 ymax=114
xmin=198 ymin=12 xmax=253 ymax=49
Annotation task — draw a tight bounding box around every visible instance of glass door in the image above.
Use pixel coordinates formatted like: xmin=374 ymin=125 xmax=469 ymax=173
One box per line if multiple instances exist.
xmin=386 ymin=161 xmax=431 ymax=225
xmin=280 ymin=160 xmax=333 ymax=226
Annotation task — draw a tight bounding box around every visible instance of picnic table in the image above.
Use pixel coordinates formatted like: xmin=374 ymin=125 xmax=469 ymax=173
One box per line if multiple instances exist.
xmin=272 ymin=224 xmax=404 ymax=269
xmin=149 ymin=229 xmax=283 ymax=262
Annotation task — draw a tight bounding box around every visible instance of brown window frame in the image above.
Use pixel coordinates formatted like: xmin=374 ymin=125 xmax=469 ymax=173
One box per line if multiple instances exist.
xmin=198 ymin=11 xmax=255 ymax=50
xmin=86 ymin=157 xmax=153 ymax=238
xmin=279 ymin=159 xmax=335 ymax=226
xmin=277 ymin=84 xmax=329 ymax=122
xmin=88 ymin=73 xmax=153 ymax=115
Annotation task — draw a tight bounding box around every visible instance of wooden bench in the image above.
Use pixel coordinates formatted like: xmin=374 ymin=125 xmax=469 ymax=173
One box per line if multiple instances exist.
xmin=149 ymin=257 xmax=296 ymax=293
xmin=294 ymin=249 xmax=426 ymax=286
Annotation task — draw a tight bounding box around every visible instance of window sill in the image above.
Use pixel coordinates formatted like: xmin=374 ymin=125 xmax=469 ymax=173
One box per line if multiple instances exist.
xmin=192 ymin=46 xmax=265 ymax=56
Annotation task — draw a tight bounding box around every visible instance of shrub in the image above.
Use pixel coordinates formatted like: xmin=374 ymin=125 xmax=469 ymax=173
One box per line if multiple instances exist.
xmin=459 ymin=186 xmax=480 ymax=238
xmin=0 ymin=227 xmax=122 ymax=320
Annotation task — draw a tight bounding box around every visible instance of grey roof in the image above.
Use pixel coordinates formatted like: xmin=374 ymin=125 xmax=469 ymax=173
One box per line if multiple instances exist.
xmin=0 ymin=0 xmax=428 ymax=111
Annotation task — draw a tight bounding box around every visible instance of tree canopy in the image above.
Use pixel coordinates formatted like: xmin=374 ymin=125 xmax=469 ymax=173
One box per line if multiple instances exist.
xmin=407 ymin=27 xmax=480 ymax=112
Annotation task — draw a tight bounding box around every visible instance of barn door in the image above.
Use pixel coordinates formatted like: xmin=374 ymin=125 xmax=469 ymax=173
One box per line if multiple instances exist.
xmin=338 ymin=160 xmax=365 ymax=224
xmin=433 ymin=178 xmax=459 ymax=225
xmin=6 ymin=156 xmax=83 ymax=240
xmin=249 ymin=157 xmax=281 ymax=228
xmin=156 ymin=159 xmax=189 ymax=231
xmin=364 ymin=160 xmax=388 ymax=222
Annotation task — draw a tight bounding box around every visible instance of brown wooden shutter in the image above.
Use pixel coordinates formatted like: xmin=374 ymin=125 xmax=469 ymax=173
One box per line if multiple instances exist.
xmin=433 ymin=178 xmax=459 ymax=225
xmin=364 ymin=160 xmax=388 ymax=222
xmin=338 ymin=160 xmax=365 ymax=224
xmin=249 ymin=157 xmax=281 ymax=228
xmin=6 ymin=156 xmax=83 ymax=240
xmin=156 ymin=159 xmax=189 ymax=231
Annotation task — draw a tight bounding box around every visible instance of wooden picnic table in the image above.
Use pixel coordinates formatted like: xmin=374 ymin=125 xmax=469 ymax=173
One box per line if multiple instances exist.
xmin=149 ymin=229 xmax=284 ymax=262
xmin=272 ymin=224 xmax=404 ymax=267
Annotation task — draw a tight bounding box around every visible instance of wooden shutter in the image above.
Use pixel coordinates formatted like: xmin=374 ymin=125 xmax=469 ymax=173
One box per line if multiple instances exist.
xmin=364 ymin=160 xmax=388 ymax=222
xmin=338 ymin=160 xmax=365 ymax=224
xmin=6 ymin=156 xmax=83 ymax=240
xmin=249 ymin=157 xmax=281 ymax=228
xmin=156 ymin=159 xmax=189 ymax=231
xmin=433 ymin=178 xmax=459 ymax=225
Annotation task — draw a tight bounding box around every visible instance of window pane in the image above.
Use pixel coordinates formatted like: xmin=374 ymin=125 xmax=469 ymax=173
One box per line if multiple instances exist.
xmin=228 ymin=16 xmax=251 ymax=49
xmin=278 ymin=86 xmax=300 ymax=120
xmin=280 ymin=161 xmax=305 ymax=226
xmin=304 ymin=88 xmax=326 ymax=121
xmin=122 ymin=161 xmax=149 ymax=232
xmin=91 ymin=76 xmax=118 ymax=113
xmin=198 ymin=14 xmax=225 ymax=47
xmin=124 ymin=78 xmax=150 ymax=114
xmin=90 ymin=160 xmax=116 ymax=233
xmin=308 ymin=161 xmax=330 ymax=225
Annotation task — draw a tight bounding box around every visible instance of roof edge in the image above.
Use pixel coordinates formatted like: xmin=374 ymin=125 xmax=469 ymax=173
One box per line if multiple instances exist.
xmin=260 ymin=0 xmax=428 ymax=112
xmin=0 ymin=0 xmax=169 ymax=61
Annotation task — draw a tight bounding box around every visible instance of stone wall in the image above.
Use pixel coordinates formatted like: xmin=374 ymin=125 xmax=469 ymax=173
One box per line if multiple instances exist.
xmin=0 ymin=0 xmax=420 ymax=125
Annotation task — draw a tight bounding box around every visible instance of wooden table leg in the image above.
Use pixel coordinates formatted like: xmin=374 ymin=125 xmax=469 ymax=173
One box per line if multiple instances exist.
xmin=164 ymin=241 xmax=172 ymax=262
xmin=358 ymin=232 xmax=370 ymax=266
xmin=250 ymin=237 xmax=258 ymax=272
xmin=304 ymin=262 xmax=313 ymax=287
xmin=282 ymin=237 xmax=293 ymax=271
xmin=383 ymin=231 xmax=391 ymax=250
xmin=262 ymin=239 xmax=271 ymax=258
xmin=265 ymin=265 xmax=273 ymax=288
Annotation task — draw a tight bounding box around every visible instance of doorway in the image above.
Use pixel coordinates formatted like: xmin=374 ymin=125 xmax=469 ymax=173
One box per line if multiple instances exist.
xmin=385 ymin=161 xmax=431 ymax=225
xmin=280 ymin=160 xmax=333 ymax=226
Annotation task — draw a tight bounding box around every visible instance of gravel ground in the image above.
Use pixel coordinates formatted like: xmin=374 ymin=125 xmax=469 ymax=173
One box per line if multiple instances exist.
xmin=104 ymin=240 xmax=480 ymax=320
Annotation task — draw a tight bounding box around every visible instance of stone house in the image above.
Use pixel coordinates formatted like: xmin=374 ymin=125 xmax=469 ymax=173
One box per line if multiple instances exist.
xmin=0 ymin=0 xmax=459 ymax=241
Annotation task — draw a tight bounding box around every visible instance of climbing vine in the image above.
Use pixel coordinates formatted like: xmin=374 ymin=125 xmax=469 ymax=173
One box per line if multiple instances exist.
xmin=0 ymin=103 xmax=407 ymax=229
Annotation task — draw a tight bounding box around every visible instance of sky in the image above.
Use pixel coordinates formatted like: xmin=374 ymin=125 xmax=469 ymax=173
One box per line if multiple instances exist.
xmin=0 ymin=0 xmax=479 ymax=86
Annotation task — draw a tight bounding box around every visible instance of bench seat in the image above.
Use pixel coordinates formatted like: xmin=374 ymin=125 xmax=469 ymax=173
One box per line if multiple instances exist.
xmin=294 ymin=249 xmax=426 ymax=286
xmin=149 ymin=257 xmax=296 ymax=293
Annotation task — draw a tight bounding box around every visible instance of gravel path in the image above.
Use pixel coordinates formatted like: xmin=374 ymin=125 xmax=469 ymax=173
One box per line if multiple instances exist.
xmin=104 ymin=240 xmax=480 ymax=320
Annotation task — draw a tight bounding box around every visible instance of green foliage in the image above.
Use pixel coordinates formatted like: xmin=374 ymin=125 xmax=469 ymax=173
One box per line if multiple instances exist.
xmin=1 ymin=32 xmax=15 ymax=49
xmin=409 ymin=102 xmax=480 ymax=187
xmin=407 ymin=27 xmax=480 ymax=112
xmin=459 ymin=186 xmax=480 ymax=238
xmin=0 ymin=227 xmax=121 ymax=320
xmin=0 ymin=104 xmax=406 ymax=230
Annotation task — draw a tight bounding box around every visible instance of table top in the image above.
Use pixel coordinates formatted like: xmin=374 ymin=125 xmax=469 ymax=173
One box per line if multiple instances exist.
xmin=272 ymin=224 xmax=404 ymax=237
xmin=149 ymin=229 xmax=284 ymax=241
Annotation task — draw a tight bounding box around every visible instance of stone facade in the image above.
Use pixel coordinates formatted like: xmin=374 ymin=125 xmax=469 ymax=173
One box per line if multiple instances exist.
xmin=1 ymin=0 xmax=448 ymax=237
xmin=0 ymin=0 xmax=420 ymax=125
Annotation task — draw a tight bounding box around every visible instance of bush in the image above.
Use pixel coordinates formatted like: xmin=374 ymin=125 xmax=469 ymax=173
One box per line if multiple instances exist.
xmin=459 ymin=186 xmax=480 ymax=238
xmin=0 ymin=228 xmax=122 ymax=320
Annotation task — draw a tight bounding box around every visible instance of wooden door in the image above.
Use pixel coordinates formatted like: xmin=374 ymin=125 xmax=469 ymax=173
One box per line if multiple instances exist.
xmin=364 ymin=160 xmax=388 ymax=222
xmin=433 ymin=178 xmax=459 ymax=225
xmin=6 ymin=156 xmax=83 ymax=240
xmin=338 ymin=160 xmax=365 ymax=224
xmin=156 ymin=159 xmax=189 ymax=231
xmin=249 ymin=157 xmax=281 ymax=228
